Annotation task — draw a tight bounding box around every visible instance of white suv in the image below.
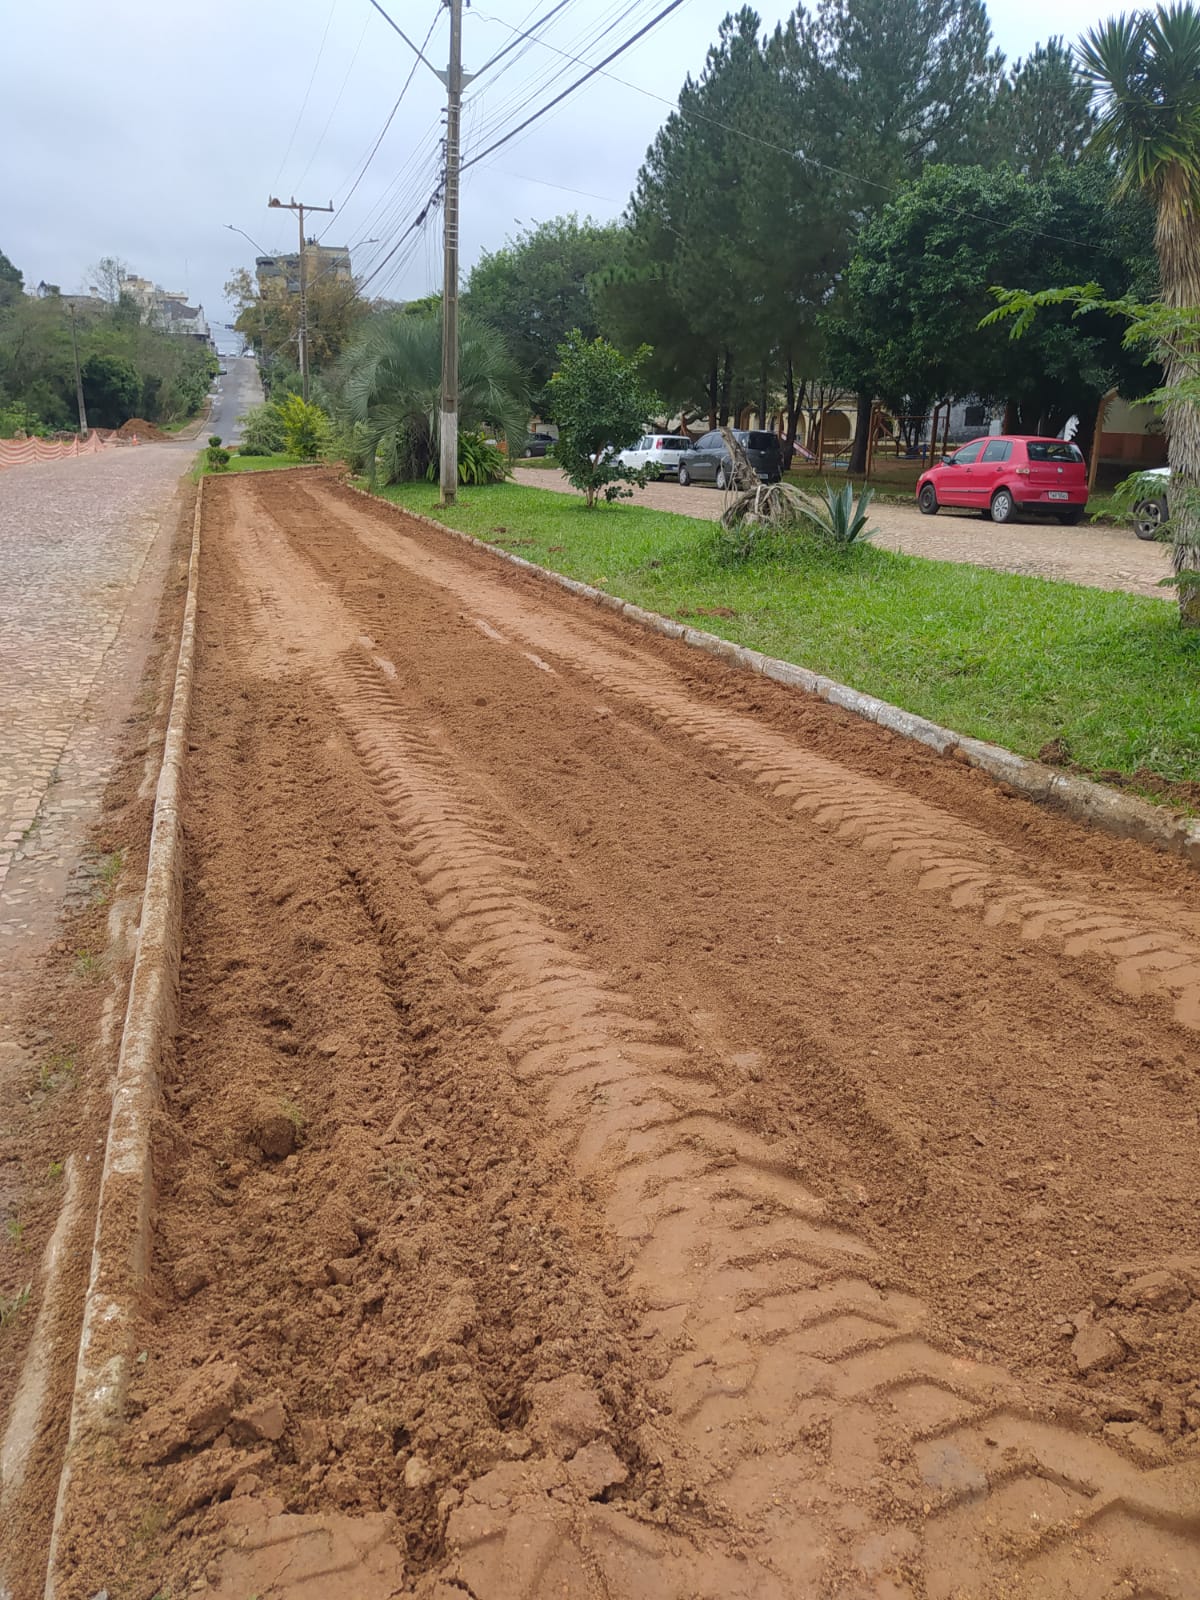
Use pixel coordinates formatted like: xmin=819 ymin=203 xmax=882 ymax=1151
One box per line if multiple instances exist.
xmin=617 ymin=433 xmax=695 ymax=480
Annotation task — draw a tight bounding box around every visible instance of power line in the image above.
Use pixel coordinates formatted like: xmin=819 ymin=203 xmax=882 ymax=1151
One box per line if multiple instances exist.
xmin=473 ymin=0 xmax=574 ymax=79
xmin=365 ymin=0 xmax=440 ymax=73
xmin=461 ymin=0 xmax=689 ymax=172
xmin=295 ymin=9 xmax=373 ymax=192
xmin=273 ymin=0 xmax=340 ymax=190
xmin=325 ymin=4 xmax=442 ymax=235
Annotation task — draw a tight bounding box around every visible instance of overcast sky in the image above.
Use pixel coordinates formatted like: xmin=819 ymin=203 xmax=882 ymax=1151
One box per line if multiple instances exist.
xmin=5 ymin=0 xmax=1117 ymax=336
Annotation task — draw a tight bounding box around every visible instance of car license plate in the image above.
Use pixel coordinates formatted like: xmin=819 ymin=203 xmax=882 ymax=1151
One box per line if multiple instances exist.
xmin=1048 ymin=490 xmax=1068 ymax=500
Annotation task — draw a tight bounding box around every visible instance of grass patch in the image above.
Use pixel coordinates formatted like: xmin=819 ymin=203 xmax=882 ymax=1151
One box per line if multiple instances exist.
xmin=192 ymin=453 xmax=310 ymax=481
xmin=378 ymin=480 xmax=1200 ymax=790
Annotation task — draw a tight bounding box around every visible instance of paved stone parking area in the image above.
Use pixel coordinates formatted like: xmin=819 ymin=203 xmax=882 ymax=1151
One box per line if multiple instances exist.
xmin=513 ymin=466 xmax=1173 ymax=599
xmin=0 ymin=446 xmax=190 ymax=960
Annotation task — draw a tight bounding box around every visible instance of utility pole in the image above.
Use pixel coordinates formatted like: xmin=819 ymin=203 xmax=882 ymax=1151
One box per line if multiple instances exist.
xmin=437 ymin=0 xmax=468 ymax=505
xmin=68 ymin=303 xmax=88 ymax=436
xmin=267 ymin=195 xmax=335 ymax=403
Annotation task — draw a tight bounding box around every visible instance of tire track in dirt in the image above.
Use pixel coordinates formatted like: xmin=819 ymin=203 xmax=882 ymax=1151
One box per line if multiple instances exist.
xmin=207 ymin=481 xmax=1200 ymax=1599
xmin=283 ymin=478 xmax=1200 ymax=1036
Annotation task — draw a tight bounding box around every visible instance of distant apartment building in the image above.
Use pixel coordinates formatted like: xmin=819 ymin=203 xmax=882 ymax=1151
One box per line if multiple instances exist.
xmin=255 ymin=241 xmax=353 ymax=295
xmin=86 ymin=270 xmax=212 ymax=344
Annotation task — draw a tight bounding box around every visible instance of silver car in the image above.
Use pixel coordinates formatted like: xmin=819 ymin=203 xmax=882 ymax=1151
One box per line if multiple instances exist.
xmin=617 ymin=433 xmax=695 ymax=480
xmin=1132 ymin=465 xmax=1169 ymax=540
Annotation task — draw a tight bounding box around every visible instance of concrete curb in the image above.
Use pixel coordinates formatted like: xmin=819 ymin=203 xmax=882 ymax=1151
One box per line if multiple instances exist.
xmin=44 ymin=481 xmax=203 ymax=1595
xmin=345 ymin=482 xmax=1200 ymax=870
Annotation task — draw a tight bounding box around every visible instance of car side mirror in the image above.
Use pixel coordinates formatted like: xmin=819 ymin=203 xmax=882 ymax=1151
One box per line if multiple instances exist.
xmin=943 ymin=455 xmax=957 ymax=465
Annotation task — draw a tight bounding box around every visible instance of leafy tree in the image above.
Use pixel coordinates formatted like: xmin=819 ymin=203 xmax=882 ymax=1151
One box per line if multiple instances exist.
xmin=80 ymin=352 xmax=141 ymax=427
xmin=339 ymin=311 xmax=528 ymax=485
xmin=985 ymin=38 xmax=1098 ymax=176
xmin=1079 ymin=3 xmax=1200 ymax=623
xmin=225 ymin=264 xmax=366 ymax=385
xmin=824 ymin=162 xmax=1154 ymax=446
xmin=0 ymin=249 xmax=22 ymax=310
xmin=465 ymin=217 xmax=623 ymax=400
xmin=547 ymin=332 xmax=658 ymax=507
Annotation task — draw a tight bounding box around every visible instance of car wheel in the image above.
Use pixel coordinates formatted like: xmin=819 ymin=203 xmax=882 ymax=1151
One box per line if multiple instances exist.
xmin=678 ymin=464 xmax=691 ymax=486
xmin=1056 ymin=510 xmax=1084 ymax=525
xmin=990 ymin=487 xmax=1017 ymax=524
xmin=918 ymin=484 xmax=938 ymax=516
xmin=1134 ymin=497 xmax=1167 ymax=540
xmin=716 ymin=463 xmax=730 ymax=490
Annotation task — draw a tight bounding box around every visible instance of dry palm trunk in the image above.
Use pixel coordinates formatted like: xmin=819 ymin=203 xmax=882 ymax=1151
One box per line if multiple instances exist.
xmin=1156 ymin=168 xmax=1200 ymax=626
xmin=719 ymin=426 xmax=762 ymax=492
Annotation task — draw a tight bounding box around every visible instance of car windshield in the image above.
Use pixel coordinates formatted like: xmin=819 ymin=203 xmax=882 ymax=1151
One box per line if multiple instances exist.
xmin=745 ymin=432 xmax=779 ymax=452
xmin=1027 ymin=441 xmax=1084 ymax=464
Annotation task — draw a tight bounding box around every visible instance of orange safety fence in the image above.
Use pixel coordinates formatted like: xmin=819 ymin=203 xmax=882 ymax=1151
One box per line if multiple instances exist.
xmin=0 ymin=430 xmax=139 ymax=472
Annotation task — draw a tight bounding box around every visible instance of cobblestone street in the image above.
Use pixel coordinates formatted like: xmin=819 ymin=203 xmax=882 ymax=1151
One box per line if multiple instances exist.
xmin=0 ymin=444 xmax=191 ymax=979
xmin=513 ymin=466 xmax=1173 ymax=598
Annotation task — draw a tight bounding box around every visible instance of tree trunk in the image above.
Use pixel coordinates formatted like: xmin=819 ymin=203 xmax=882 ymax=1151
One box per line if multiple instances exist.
xmin=719 ymin=349 xmax=733 ymax=426
xmin=1156 ymin=171 xmax=1200 ymax=625
xmin=782 ymin=357 xmax=805 ymax=469
xmin=707 ymin=359 xmax=718 ymax=431
xmin=848 ymin=391 xmax=872 ymax=474
xmin=758 ymin=363 xmax=768 ymax=434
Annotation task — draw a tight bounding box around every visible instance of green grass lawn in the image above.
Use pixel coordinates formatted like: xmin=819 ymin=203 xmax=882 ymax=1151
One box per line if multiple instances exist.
xmin=378 ymin=479 xmax=1200 ymax=793
xmin=194 ymin=452 xmax=310 ymax=479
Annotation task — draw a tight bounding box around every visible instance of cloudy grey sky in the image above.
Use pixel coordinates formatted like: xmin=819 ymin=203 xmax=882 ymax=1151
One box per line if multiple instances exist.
xmin=5 ymin=0 xmax=1114 ymax=335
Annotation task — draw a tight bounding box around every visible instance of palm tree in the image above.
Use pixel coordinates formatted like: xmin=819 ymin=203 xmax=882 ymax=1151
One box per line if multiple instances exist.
xmin=339 ymin=311 xmax=529 ymax=485
xmin=1079 ymin=4 xmax=1200 ymax=624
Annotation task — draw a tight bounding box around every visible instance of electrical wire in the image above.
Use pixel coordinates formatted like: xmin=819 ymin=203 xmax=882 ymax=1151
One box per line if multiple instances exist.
xmin=295 ymin=9 xmax=373 ymax=192
xmin=273 ymin=0 xmax=340 ymax=191
xmin=365 ymin=0 xmax=440 ymax=73
xmin=473 ymin=0 xmax=574 ymax=79
xmin=323 ymin=4 xmax=442 ymax=238
xmin=461 ymin=0 xmax=688 ymax=172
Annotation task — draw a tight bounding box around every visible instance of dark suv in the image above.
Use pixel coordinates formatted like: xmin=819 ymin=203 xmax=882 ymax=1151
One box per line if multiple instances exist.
xmin=678 ymin=429 xmax=782 ymax=487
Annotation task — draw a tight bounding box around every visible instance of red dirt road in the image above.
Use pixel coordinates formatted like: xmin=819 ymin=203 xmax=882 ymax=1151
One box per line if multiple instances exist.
xmin=53 ymin=472 xmax=1200 ymax=1599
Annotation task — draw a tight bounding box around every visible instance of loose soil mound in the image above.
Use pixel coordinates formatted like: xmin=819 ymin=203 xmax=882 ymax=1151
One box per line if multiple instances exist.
xmin=116 ymin=417 xmax=170 ymax=441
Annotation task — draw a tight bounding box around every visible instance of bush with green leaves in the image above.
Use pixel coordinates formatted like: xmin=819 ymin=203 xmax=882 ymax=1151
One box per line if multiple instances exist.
xmin=0 ymin=402 xmax=50 ymax=439
xmin=236 ymin=402 xmax=287 ymax=457
xmin=277 ymin=394 xmax=331 ymax=460
xmin=546 ymin=332 xmax=657 ymax=507
xmin=424 ymin=430 xmax=510 ymax=486
xmin=205 ymin=435 xmax=230 ymax=473
xmin=339 ymin=311 xmax=528 ymax=485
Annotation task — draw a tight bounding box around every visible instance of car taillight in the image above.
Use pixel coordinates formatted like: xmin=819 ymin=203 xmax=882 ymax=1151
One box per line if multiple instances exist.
xmin=655 ymin=439 xmax=662 ymax=449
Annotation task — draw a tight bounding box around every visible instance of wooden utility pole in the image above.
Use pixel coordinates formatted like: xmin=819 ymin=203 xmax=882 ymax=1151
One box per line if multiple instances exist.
xmin=267 ymin=196 xmax=335 ymax=403
xmin=68 ymin=303 xmax=88 ymax=436
xmin=436 ymin=0 xmax=466 ymax=505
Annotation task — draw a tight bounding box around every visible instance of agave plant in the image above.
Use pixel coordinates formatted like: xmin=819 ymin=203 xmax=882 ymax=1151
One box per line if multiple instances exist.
xmin=720 ymin=478 xmax=877 ymax=558
xmin=338 ymin=312 xmax=529 ymax=485
xmin=793 ymin=481 xmax=877 ymax=546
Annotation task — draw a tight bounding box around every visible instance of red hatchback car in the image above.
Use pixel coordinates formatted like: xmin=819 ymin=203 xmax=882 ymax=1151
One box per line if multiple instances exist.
xmin=915 ymin=436 xmax=1088 ymax=525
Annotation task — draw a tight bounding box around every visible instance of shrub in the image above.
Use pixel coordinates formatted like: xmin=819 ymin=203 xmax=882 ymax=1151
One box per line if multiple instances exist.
xmin=424 ymin=430 xmax=510 ymax=486
xmin=205 ymin=435 xmax=231 ymax=473
xmin=237 ymin=403 xmax=287 ymax=457
xmin=719 ymin=479 xmax=877 ymax=560
xmin=277 ymin=394 xmax=331 ymax=460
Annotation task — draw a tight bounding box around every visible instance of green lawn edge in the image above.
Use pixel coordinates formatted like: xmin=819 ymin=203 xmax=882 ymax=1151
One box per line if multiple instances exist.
xmin=373 ymin=478 xmax=1200 ymax=799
